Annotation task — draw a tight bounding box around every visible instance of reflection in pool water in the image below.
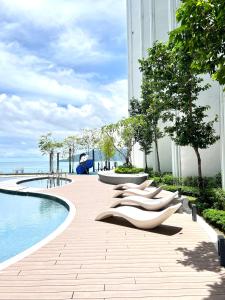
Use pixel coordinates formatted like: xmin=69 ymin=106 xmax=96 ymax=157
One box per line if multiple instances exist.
xmin=0 ymin=192 xmax=68 ymax=263
xmin=19 ymin=177 xmax=70 ymax=189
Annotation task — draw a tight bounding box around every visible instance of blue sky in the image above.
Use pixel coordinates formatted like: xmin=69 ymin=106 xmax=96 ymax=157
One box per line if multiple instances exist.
xmin=0 ymin=0 xmax=128 ymax=160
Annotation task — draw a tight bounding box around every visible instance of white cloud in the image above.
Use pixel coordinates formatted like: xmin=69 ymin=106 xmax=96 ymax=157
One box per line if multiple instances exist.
xmin=52 ymin=28 xmax=112 ymax=65
xmin=0 ymin=77 xmax=127 ymax=150
xmin=0 ymin=0 xmax=128 ymax=159
xmin=0 ymin=0 xmax=126 ymax=28
xmin=0 ymin=42 xmax=92 ymax=105
xmin=0 ymin=42 xmax=128 ymax=118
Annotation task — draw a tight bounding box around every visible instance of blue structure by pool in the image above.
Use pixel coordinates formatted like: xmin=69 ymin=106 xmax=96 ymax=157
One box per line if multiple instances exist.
xmin=0 ymin=192 xmax=68 ymax=263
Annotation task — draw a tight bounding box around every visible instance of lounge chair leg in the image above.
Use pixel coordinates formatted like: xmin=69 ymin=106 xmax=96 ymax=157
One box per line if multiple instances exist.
xmin=192 ymin=204 xmax=197 ymax=222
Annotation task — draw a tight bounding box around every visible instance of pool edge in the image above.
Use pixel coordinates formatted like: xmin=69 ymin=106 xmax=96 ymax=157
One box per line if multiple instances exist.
xmin=0 ymin=190 xmax=76 ymax=271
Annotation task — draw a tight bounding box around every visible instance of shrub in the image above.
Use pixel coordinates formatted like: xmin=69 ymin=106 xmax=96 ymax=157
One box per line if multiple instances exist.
xmin=202 ymin=209 xmax=225 ymax=233
xmin=150 ymin=173 xmax=222 ymax=188
xmin=186 ymin=196 xmax=197 ymax=205
xmin=150 ymin=174 xmax=180 ymax=185
xmin=203 ymin=188 xmax=225 ymax=211
xmin=152 ymin=176 xmax=161 ymax=185
xmin=182 ymin=174 xmax=222 ymax=188
xmin=191 ymin=188 xmax=225 ymax=213
xmin=215 ymin=172 xmax=222 ymax=187
xmin=182 ymin=176 xmax=199 ymax=187
xmin=146 ymin=168 xmax=154 ymax=177
xmin=161 ymin=174 xmax=179 ymax=185
xmin=162 ymin=184 xmax=200 ymax=197
xmin=115 ymin=166 xmax=144 ymax=174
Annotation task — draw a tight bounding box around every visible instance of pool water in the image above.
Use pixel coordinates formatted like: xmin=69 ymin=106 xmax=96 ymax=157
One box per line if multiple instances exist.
xmin=20 ymin=177 xmax=70 ymax=189
xmin=0 ymin=177 xmax=19 ymax=182
xmin=0 ymin=192 xmax=68 ymax=263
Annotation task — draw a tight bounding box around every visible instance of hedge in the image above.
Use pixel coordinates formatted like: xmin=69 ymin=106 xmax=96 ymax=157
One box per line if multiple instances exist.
xmin=149 ymin=173 xmax=222 ymax=188
xmin=202 ymin=209 xmax=225 ymax=233
xmin=115 ymin=166 xmax=144 ymax=174
xmin=162 ymin=184 xmax=200 ymax=197
xmin=204 ymin=188 xmax=225 ymax=210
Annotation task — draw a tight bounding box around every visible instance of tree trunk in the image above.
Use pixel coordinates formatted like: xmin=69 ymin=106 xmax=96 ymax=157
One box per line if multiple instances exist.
xmin=92 ymin=149 xmax=95 ymax=173
xmin=69 ymin=148 xmax=72 ymax=173
xmin=56 ymin=152 xmax=59 ymax=173
xmin=104 ymin=131 xmax=127 ymax=164
xmin=71 ymin=149 xmax=74 ymax=173
xmin=49 ymin=152 xmax=51 ymax=173
xmin=194 ymin=147 xmax=203 ymax=191
xmin=50 ymin=151 xmax=54 ymax=173
xmin=154 ymin=138 xmax=161 ymax=175
xmin=125 ymin=156 xmax=132 ymax=167
xmin=144 ymin=151 xmax=148 ymax=172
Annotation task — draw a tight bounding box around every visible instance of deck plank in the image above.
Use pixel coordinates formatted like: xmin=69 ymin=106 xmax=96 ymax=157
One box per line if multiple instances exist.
xmin=0 ymin=175 xmax=224 ymax=300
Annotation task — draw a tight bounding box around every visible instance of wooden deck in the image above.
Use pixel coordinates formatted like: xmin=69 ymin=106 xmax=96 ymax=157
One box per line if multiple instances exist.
xmin=0 ymin=175 xmax=224 ymax=299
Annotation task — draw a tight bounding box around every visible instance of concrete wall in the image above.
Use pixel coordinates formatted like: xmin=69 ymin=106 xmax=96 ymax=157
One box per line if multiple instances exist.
xmin=127 ymin=0 xmax=142 ymax=100
xmin=181 ymin=75 xmax=221 ymax=177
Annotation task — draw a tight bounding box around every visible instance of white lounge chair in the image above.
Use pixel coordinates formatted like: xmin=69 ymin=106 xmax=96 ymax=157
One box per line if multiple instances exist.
xmin=110 ymin=191 xmax=179 ymax=210
xmin=113 ymin=179 xmax=153 ymax=190
xmin=113 ymin=186 xmax=162 ymax=198
xmin=95 ymin=203 xmax=181 ymax=229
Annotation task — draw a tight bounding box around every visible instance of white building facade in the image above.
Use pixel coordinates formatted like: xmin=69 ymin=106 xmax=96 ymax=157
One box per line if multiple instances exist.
xmin=127 ymin=0 xmax=225 ymax=187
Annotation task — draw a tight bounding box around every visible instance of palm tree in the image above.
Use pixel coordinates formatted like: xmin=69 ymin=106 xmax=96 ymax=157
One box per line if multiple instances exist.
xmin=63 ymin=135 xmax=80 ymax=173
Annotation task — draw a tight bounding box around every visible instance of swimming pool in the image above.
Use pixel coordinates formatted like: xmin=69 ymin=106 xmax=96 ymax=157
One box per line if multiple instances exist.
xmin=0 ymin=177 xmax=19 ymax=182
xmin=0 ymin=192 xmax=68 ymax=263
xmin=18 ymin=177 xmax=71 ymax=189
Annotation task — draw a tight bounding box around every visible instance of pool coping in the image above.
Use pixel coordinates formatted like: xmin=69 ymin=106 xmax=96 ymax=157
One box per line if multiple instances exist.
xmin=0 ymin=182 xmax=76 ymax=271
xmin=0 ymin=175 xmax=74 ymax=192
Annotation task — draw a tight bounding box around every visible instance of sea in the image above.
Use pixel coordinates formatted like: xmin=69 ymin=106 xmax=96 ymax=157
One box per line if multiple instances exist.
xmin=0 ymin=159 xmax=121 ymax=174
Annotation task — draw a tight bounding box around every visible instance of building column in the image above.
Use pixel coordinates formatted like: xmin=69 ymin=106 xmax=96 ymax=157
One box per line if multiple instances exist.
xmin=220 ymin=86 xmax=225 ymax=189
xmin=126 ymin=0 xmax=133 ymax=102
xmin=168 ymin=0 xmax=182 ymax=178
xmin=171 ymin=141 xmax=182 ymax=177
xmin=168 ymin=0 xmax=177 ymax=30
xmin=149 ymin=0 xmax=156 ymax=47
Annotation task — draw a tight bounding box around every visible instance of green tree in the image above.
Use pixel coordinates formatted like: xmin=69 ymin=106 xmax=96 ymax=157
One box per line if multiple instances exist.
xmin=137 ymin=43 xmax=171 ymax=173
xmin=170 ymin=0 xmax=225 ymax=85
xmin=162 ymin=47 xmax=219 ymax=190
xmin=38 ymin=133 xmax=63 ymax=173
xmin=99 ymin=134 xmax=115 ymax=169
xmin=138 ymin=40 xmax=220 ymax=190
xmin=102 ymin=119 xmax=136 ymax=166
xmin=63 ymin=135 xmax=80 ymax=173
xmin=79 ymin=128 xmax=100 ymax=155
xmin=130 ymin=114 xmax=153 ymax=172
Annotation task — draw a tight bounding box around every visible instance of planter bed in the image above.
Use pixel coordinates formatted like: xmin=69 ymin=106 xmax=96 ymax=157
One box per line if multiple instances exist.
xmin=98 ymin=170 xmax=148 ymax=185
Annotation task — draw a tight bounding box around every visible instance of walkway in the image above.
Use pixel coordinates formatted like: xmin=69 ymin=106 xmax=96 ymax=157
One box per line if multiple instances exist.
xmin=0 ymin=175 xmax=224 ymax=299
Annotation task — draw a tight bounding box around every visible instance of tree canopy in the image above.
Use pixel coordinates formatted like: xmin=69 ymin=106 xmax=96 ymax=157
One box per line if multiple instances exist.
xmin=79 ymin=129 xmax=100 ymax=154
xmin=38 ymin=132 xmax=63 ymax=172
xmin=102 ymin=119 xmax=136 ymax=166
xmin=135 ymin=42 xmax=172 ymax=173
xmin=170 ymin=0 xmax=225 ymax=85
xmin=135 ymin=39 xmax=219 ymax=189
xmin=38 ymin=133 xmax=62 ymax=156
xmin=99 ymin=134 xmax=115 ymax=163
